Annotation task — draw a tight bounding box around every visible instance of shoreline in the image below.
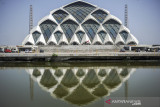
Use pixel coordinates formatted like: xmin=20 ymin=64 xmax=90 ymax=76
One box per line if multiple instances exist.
xmin=0 ymin=52 xmax=160 ymax=61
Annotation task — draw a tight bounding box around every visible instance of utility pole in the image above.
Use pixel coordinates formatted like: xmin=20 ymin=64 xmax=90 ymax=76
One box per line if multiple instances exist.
xmin=124 ymin=4 xmax=128 ymax=28
xmin=124 ymin=3 xmax=129 ymax=99
xmin=29 ymin=5 xmax=33 ymax=33
xmin=29 ymin=5 xmax=34 ymax=100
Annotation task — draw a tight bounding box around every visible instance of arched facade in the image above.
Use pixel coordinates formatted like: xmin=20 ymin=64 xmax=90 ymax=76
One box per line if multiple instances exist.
xmin=22 ymin=0 xmax=138 ymax=45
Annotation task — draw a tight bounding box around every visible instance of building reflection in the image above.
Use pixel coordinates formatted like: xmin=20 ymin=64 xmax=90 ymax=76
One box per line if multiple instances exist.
xmin=26 ymin=67 xmax=135 ymax=106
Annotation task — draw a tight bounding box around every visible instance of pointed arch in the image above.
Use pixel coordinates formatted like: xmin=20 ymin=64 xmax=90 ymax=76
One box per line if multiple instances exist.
xmin=25 ymin=42 xmax=33 ymax=45
xmin=52 ymin=9 xmax=69 ymax=23
xmin=60 ymin=19 xmax=79 ymax=42
xmin=93 ymin=41 xmax=102 ymax=45
xmin=92 ymin=9 xmax=108 ymax=23
xmin=54 ymin=31 xmax=63 ymax=43
xmin=82 ymin=19 xmax=100 ymax=42
xmin=98 ymin=31 xmax=106 ymax=43
xmin=39 ymin=19 xmax=58 ymax=42
xmin=82 ymin=42 xmax=90 ymax=45
xmin=63 ymin=1 xmax=96 ymax=23
xmin=116 ymin=41 xmax=125 ymax=45
xmin=127 ymin=41 xmax=137 ymax=45
xmin=103 ymin=19 xmax=121 ymax=40
xmin=71 ymin=42 xmax=79 ymax=45
xmin=59 ymin=41 xmax=68 ymax=45
xmin=119 ymin=31 xmax=128 ymax=42
xmin=105 ymin=41 xmax=113 ymax=45
xmin=76 ymin=31 xmax=85 ymax=43
xmin=48 ymin=42 xmax=56 ymax=45
xmin=32 ymin=31 xmax=41 ymax=43
xmin=36 ymin=42 xmax=45 ymax=46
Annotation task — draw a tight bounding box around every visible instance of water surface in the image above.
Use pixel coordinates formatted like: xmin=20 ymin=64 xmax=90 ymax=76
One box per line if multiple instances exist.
xmin=0 ymin=62 xmax=160 ymax=107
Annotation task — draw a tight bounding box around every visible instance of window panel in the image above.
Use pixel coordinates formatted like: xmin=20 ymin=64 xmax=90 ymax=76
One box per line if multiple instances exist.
xmin=61 ymin=20 xmax=78 ymax=41
xmin=103 ymin=19 xmax=121 ymax=40
xmin=76 ymin=31 xmax=84 ymax=42
xmin=52 ymin=10 xmax=68 ymax=23
xmin=98 ymin=31 xmax=106 ymax=42
xmin=82 ymin=19 xmax=100 ymax=41
xmin=120 ymin=31 xmax=128 ymax=41
xmin=32 ymin=31 xmax=41 ymax=43
xmin=54 ymin=31 xmax=62 ymax=43
xmin=40 ymin=20 xmax=57 ymax=42
xmin=92 ymin=9 xmax=108 ymax=23
xmin=64 ymin=1 xmax=96 ymax=23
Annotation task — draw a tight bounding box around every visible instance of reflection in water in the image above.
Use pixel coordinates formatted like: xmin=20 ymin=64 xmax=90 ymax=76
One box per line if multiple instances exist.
xmin=29 ymin=75 xmax=34 ymax=100
xmin=26 ymin=67 xmax=135 ymax=106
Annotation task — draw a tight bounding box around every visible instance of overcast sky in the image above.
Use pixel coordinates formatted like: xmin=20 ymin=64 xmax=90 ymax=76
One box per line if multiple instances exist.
xmin=0 ymin=0 xmax=160 ymax=45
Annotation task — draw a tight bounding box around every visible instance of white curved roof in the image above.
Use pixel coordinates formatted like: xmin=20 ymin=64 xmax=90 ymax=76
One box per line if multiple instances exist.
xmin=38 ymin=14 xmax=58 ymax=26
xmin=22 ymin=34 xmax=34 ymax=45
xmin=97 ymin=25 xmax=107 ymax=33
xmin=58 ymin=33 xmax=69 ymax=45
xmin=62 ymin=0 xmax=97 ymax=9
xmin=75 ymin=25 xmax=85 ymax=33
xmin=119 ymin=25 xmax=130 ymax=33
xmin=53 ymin=25 xmax=64 ymax=33
xmin=103 ymin=14 xmax=122 ymax=25
xmin=61 ymin=14 xmax=79 ymax=25
xmin=70 ymin=34 xmax=80 ymax=45
xmin=104 ymin=33 xmax=114 ymax=44
xmin=30 ymin=26 xmax=42 ymax=34
xmin=22 ymin=0 xmax=138 ymax=46
xmin=47 ymin=34 xmax=57 ymax=45
xmin=36 ymin=34 xmax=46 ymax=45
xmin=82 ymin=14 xmax=99 ymax=24
xmin=126 ymin=34 xmax=139 ymax=45
xmin=92 ymin=34 xmax=103 ymax=45
xmin=81 ymin=33 xmax=91 ymax=44
xmin=115 ymin=34 xmax=125 ymax=45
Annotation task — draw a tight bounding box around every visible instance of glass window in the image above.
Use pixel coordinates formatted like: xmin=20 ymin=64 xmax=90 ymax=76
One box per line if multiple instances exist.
xmin=40 ymin=20 xmax=57 ymax=42
xmin=64 ymin=1 xmax=96 ymax=23
xmin=32 ymin=31 xmax=41 ymax=43
xmin=120 ymin=31 xmax=128 ymax=41
xmin=92 ymin=9 xmax=108 ymax=23
xmin=52 ymin=10 xmax=68 ymax=23
xmin=54 ymin=31 xmax=62 ymax=43
xmin=76 ymin=31 xmax=84 ymax=42
xmin=98 ymin=31 xmax=106 ymax=42
xmin=103 ymin=19 xmax=121 ymax=40
xmin=82 ymin=19 xmax=100 ymax=42
xmin=61 ymin=20 xmax=78 ymax=41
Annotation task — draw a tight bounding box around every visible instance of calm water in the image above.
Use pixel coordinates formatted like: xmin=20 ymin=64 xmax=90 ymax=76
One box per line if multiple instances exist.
xmin=0 ymin=62 xmax=160 ymax=107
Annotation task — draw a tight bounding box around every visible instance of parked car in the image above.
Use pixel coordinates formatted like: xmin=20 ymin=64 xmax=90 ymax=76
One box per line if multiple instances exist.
xmin=120 ymin=48 xmax=126 ymax=52
xmin=11 ymin=49 xmax=18 ymax=53
xmin=0 ymin=48 xmax=4 ymax=53
xmin=135 ymin=49 xmax=141 ymax=52
xmin=25 ymin=49 xmax=33 ymax=53
xmin=40 ymin=49 xmax=44 ymax=53
xmin=25 ymin=49 xmax=29 ymax=53
xmin=29 ymin=50 xmax=33 ymax=53
xmin=4 ymin=49 xmax=12 ymax=53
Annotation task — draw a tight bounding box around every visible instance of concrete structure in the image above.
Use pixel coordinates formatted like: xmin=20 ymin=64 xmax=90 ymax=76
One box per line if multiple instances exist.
xmin=22 ymin=0 xmax=138 ymax=46
xmin=0 ymin=52 xmax=160 ymax=61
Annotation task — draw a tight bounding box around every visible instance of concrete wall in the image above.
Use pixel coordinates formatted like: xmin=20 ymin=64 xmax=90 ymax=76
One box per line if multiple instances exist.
xmin=39 ymin=45 xmax=122 ymax=53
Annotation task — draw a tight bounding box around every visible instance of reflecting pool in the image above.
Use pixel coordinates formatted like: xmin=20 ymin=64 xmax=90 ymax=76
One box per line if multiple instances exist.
xmin=0 ymin=62 xmax=160 ymax=107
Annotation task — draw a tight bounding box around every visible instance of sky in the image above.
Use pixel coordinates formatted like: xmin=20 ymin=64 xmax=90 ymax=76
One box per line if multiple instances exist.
xmin=0 ymin=0 xmax=160 ymax=45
